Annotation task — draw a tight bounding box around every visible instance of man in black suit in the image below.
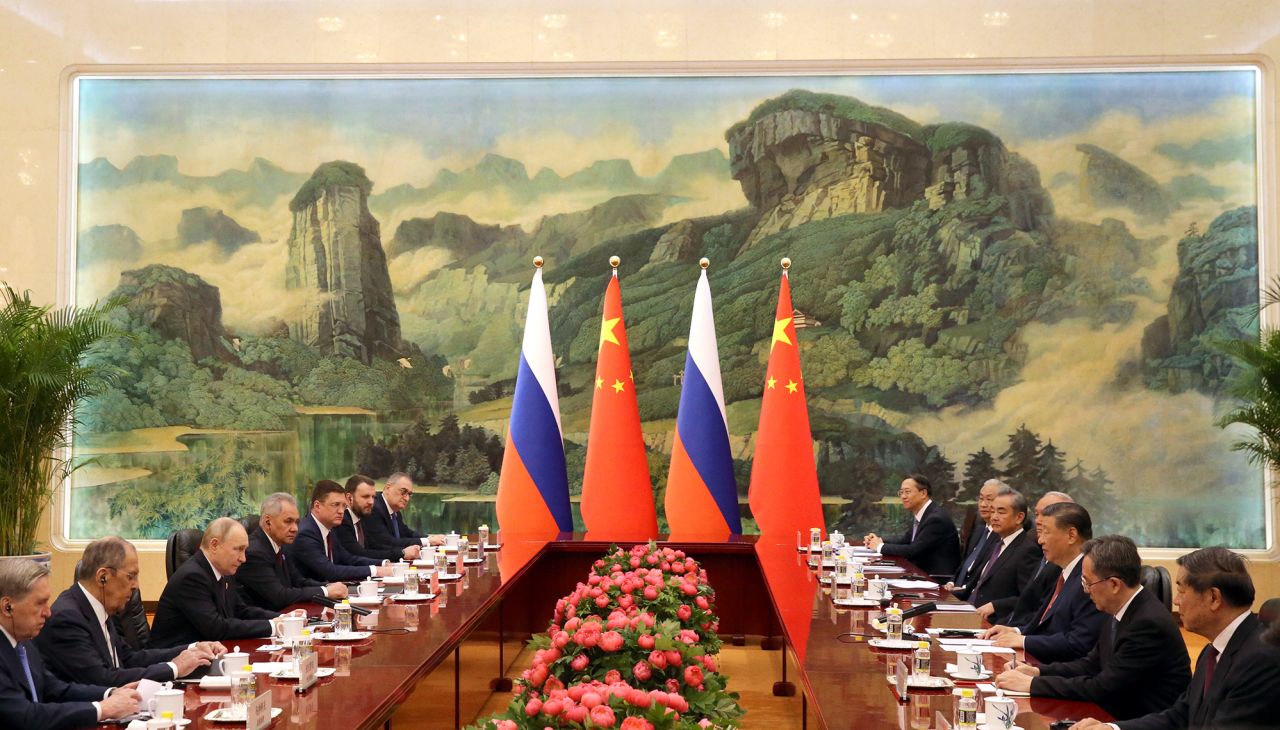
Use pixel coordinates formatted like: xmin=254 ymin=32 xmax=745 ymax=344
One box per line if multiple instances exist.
xmin=363 ymin=472 xmax=447 ymax=553
xmin=954 ymin=488 xmax=1042 ymax=610
xmin=985 ymin=502 xmax=1106 ymax=662
xmin=997 ymin=535 xmax=1190 ymax=720
xmin=1072 ymin=547 xmax=1280 ymax=730
xmin=862 ymin=473 xmax=961 ymax=577
xmin=980 ymin=490 xmax=1073 ymax=625
xmin=239 ymin=493 xmax=349 ymax=611
xmin=151 ymin=518 xmax=297 ymax=648
xmin=289 ymin=480 xmax=396 ymax=583
xmin=340 ymin=475 xmax=420 ymax=563
xmin=36 ymin=537 xmax=221 ymax=686
xmin=0 ymin=558 xmax=140 ymax=729
xmin=951 ymin=479 xmax=1001 ymax=590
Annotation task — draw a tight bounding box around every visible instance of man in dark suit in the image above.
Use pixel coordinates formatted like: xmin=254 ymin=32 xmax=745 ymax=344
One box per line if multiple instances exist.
xmin=997 ymin=535 xmax=1190 ymax=720
xmin=364 ymin=472 xmax=445 ymax=553
xmin=151 ymin=518 xmax=294 ymax=648
xmin=962 ymin=473 xmax=998 ymax=566
xmin=980 ymin=490 xmax=1073 ymax=625
xmin=289 ymin=480 xmax=395 ymax=583
xmin=239 ymin=493 xmax=349 ymax=611
xmin=862 ymin=473 xmax=961 ymax=577
xmin=36 ymin=537 xmax=221 ymax=686
xmin=0 ymin=558 xmax=140 ymax=729
xmin=955 ymin=488 xmax=1042 ymax=610
xmin=985 ymin=502 xmax=1106 ymax=662
xmin=1071 ymin=547 xmax=1280 ymax=730
xmin=340 ymin=475 xmax=419 ymax=563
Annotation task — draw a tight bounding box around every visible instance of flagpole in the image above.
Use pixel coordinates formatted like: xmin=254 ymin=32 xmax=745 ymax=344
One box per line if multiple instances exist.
xmin=781 ymin=256 xmax=791 ymax=277
xmin=700 ymin=257 xmax=710 ymax=270
xmin=610 ymin=254 xmax=620 ymax=277
xmin=534 ymin=255 xmax=544 ymax=269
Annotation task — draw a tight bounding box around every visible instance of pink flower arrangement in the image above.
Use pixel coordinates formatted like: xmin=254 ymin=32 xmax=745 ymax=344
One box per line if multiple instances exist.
xmin=472 ymin=543 xmax=744 ymax=729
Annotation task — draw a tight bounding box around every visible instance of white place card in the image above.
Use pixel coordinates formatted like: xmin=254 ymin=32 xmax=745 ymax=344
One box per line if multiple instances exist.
xmin=295 ymin=652 xmax=318 ymax=692
xmin=247 ymin=690 xmax=273 ymax=730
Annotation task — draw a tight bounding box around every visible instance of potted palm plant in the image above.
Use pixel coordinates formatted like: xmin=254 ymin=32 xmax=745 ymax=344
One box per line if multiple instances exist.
xmin=0 ymin=285 xmax=120 ymax=560
xmin=1218 ymin=284 xmax=1280 ymax=476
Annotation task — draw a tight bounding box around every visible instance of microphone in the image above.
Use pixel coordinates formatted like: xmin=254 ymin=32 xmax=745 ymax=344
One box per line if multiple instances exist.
xmin=313 ymin=595 xmax=372 ymax=616
xmin=899 ymin=602 xmax=937 ymax=620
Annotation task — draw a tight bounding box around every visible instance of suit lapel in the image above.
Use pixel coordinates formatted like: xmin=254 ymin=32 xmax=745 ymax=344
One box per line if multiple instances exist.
xmin=0 ymin=640 xmax=31 ymax=700
xmin=71 ymin=586 xmax=116 ymax=666
xmin=1196 ymin=614 xmax=1259 ymax=723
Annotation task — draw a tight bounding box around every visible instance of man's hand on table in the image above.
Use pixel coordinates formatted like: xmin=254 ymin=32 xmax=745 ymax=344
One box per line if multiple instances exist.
xmin=981 ymin=624 xmax=1027 ymax=649
xmin=326 ymin=582 xmax=349 ymax=599
xmin=99 ymin=688 xmax=141 ymax=719
xmin=862 ymin=533 xmax=884 ymax=550
xmin=402 ymin=544 xmax=422 ymax=560
xmin=194 ymin=641 xmax=227 ymax=657
xmin=975 ymin=602 xmax=996 ymax=620
xmin=172 ymin=646 xmax=214 ymax=677
xmin=1069 ymin=720 xmax=1112 ymax=730
xmin=995 ymin=667 xmax=1034 ymax=693
xmin=375 ymin=565 xmax=395 ymax=578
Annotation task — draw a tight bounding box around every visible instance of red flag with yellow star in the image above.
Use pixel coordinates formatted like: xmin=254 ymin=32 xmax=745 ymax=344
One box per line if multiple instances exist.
xmin=581 ymin=269 xmax=658 ymax=539
xmin=748 ymin=267 xmax=825 ymax=541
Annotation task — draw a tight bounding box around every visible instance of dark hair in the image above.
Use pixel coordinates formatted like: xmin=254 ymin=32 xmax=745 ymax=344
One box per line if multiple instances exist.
xmin=1081 ymin=535 xmax=1141 ymax=587
xmin=1176 ymin=547 xmax=1255 ymax=608
xmin=310 ymin=479 xmax=346 ymax=507
xmin=1042 ymin=502 xmax=1092 ymax=540
xmin=905 ymin=473 xmax=933 ymax=496
xmin=344 ymin=474 xmax=376 ymax=494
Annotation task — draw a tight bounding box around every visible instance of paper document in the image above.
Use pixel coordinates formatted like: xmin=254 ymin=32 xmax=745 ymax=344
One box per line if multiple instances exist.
xmin=886 ymin=579 xmax=938 ymax=589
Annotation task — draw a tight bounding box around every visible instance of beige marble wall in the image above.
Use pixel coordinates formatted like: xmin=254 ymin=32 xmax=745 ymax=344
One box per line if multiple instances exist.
xmin=2 ymin=0 xmax=1278 ymax=601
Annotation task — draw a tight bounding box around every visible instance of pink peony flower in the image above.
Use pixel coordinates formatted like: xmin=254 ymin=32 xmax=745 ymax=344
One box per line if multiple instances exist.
xmin=671 ymin=561 xmax=686 ymax=574
xmin=700 ymin=654 xmax=717 ymax=673
xmin=628 ymin=689 xmax=651 ymax=707
xmin=665 ymin=678 xmax=681 ymax=693
xmin=648 ymin=689 xmax=669 ymax=707
xmin=618 ymin=594 xmax=634 ymax=609
xmin=567 ymin=685 xmax=587 ymax=702
xmin=668 ymin=694 xmax=690 ymax=713
xmin=664 ymin=650 xmax=682 ymax=666
xmin=544 ymin=676 xmax=564 ymax=693
xmin=589 ymin=704 xmax=617 ymax=728
xmin=677 ymin=604 xmax=693 ymax=621
xmin=495 ymin=721 xmax=517 ymax=730
xmin=600 ymin=631 xmax=625 ymax=652
xmin=643 ymin=586 xmax=658 ymax=601
xmin=542 ymin=699 xmax=564 ymax=717
xmin=552 ymin=631 xmax=570 ymax=648
xmin=571 ymin=654 xmax=589 ymax=672
xmin=695 ymin=595 xmax=709 ymax=610
xmin=637 ymin=634 xmax=655 ymax=650
xmin=648 ymin=650 xmax=667 ymax=669
xmin=677 ymin=629 xmax=699 ymax=645
xmin=680 ymin=582 xmax=698 ymax=596
xmin=604 ymin=669 xmax=622 ymax=684
xmin=595 ymin=594 xmax=610 ymax=608
xmin=629 ymin=556 xmax=641 ymax=568
xmin=525 ymin=698 xmax=543 ymax=716
xmin=684 ymin=665 xmax=704 ymax=688
xmin=699 ymin=719 xmax=713 ymax=728
xmin=565 ymin=706 xmax=588 ymax=724
xmin=620 ymin=718 xmax=653 ymax=730
xmin=581 ymin=691 xmax=603 ymax=709
xmin=632 ymin=661 xmax=652 ymax=681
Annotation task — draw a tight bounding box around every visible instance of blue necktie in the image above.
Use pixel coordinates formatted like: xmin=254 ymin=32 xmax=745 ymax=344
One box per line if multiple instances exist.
xmin=392 ymin=513 xmax=400 ymax=539
xmin=16 ymin=644 xmax=38 ymax=702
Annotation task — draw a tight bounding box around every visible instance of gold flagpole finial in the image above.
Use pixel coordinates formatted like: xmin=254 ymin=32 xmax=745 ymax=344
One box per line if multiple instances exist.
xmin=699 ymin=257 xmax=710 ymax=270
xmin=781 ymin=257 xmax=792 ymax=270
xmin=609 ymin=255 xmax=621 ymax=269
xmin=533 ymin=255 xmax=544 ymax=269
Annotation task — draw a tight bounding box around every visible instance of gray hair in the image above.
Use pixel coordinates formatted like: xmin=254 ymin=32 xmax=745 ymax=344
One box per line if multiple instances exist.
xmin=385 ymin=472 xmax=412 ymax=486
xmin=260 ymin=492 xmax=297 ymax=517
xmin=982 ymin=478 xmax=1008 ymax=489
xmin=78 ymin=536 xmax=134 ymax=582
xmin=1042 ymin=491 xmax=1073 ymax=503
xmin=0 ymin=559 xmax=51 ymax=602
xmin=1081 ymin=535 xmax=1141 ymax=587
xmin=994 ymin=485 xmax=1029 ymax=516
xmin=201 ymin=517 xmax=245 ymax=548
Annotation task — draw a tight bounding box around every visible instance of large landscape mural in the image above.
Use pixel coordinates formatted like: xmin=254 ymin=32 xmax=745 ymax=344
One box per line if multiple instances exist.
xmin=69 ymin=71 xmax=1266 ymax=548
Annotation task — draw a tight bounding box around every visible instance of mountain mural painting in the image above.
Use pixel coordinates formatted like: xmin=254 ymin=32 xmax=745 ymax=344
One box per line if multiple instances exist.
xmin=70 ymin=71 xmax=1265 ymax=548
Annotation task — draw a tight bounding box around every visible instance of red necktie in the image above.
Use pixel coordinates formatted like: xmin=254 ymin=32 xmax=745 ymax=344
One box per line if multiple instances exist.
xmin=326 ymin=531 xmax=335 ymax=561
xmin=1201 ymin=645 xmax=1219 ymax=699
xmin=276 ymin=550 xmax=285 ymax=567
xmin=356 ymin=521 xmax=366 ymax=547
xmin=1039 ymin=573 xmax=1066 ymax=623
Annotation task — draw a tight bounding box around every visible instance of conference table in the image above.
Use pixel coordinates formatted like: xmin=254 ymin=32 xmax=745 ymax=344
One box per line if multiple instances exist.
xmin=86 ymin=535 xmax=1110 ymax=729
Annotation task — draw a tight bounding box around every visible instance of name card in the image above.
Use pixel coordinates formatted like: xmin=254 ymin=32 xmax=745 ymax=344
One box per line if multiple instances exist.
xmin=295 ymin=652 xmax=318 ymax=693
xmin=934 ymin=710 xmax=953 ymax=729
xmin=894 ymin=658 xmax=908 ymax=700
xmin=247 ymin=690 xmax=273 ymax=730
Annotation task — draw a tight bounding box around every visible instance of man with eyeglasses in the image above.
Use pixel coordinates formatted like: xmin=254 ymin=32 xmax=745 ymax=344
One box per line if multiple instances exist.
xmin=365 ymin=472 xmax=445 ymax=552
xmin=36 ymin=537 xmax=224 ymax=686
xmin=951 ymin=487 xmax=1041 ymax=611
xmin=995 ymin=535 xmax=1189 ymax=720
xmin=862 ymin=473 xmax=961 ymax=577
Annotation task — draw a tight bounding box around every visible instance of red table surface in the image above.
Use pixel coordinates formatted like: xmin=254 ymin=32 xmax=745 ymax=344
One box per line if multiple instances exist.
xmin=77 ymin=534 xmax=1109 ymax=729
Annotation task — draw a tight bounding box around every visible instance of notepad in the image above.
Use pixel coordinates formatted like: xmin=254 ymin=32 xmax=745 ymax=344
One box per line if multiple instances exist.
xmin=933 ymin=603 xmax=979 ymax=612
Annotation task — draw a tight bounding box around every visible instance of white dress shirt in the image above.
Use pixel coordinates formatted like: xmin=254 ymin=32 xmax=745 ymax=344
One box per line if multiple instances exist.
xmin=313 ymin=515 xmax=379 ymax=576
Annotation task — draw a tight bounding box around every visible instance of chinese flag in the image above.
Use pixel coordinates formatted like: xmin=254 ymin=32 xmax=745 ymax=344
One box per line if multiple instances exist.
xmin=748 ymin=268 xmax=825 ymax=542
xmin=581 ymin=270 xmax=658 ymax=540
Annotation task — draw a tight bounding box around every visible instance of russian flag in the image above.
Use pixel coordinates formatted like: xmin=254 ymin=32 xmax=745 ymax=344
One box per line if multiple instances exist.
xmin=664 ymin=264 xmax=742 ymax=538
xmin=496 ymin=261 xmax=573 ymax=536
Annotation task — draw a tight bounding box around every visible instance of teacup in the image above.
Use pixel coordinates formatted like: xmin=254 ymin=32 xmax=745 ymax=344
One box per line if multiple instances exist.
xmin=391 ymin=561 xmax=408 ymax=578
xmin=209 ymin=651 xmax=249 ymax=676
xmin=358 ymin=579 xmax=378 ymax=598
xmin=146 ymin=688 xmax=185 ymax=721
xmin=955 ymin=649 xmax=985 ymax=678
xmin=983 ymin=696 xmax=1017 ymax=730
xmin=867 ymin=578 xmax=889 ymax=598
xmin=273 ymin=615 xmax=305 ymax=644
xmin=445 ymin=532 xmax=460 ymax=549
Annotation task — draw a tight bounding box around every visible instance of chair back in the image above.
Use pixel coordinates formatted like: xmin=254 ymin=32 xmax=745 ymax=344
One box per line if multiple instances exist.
xmin=239 ymin=514 xmax=260 ymax=536
xmin=1139 ymin=564 xmax=1173 ymax=610
xmin=111 ymin=587 xmax=151 ymax=650
xmin=1259 ymin=597 xmax=1280 ymax=627
xmin=165 ymin=528 xmax=203 ymax=578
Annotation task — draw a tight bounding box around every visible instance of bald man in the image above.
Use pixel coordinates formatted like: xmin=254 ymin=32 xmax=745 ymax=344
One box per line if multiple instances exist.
xmin=150 ymin=518 xmax=294 ymax=648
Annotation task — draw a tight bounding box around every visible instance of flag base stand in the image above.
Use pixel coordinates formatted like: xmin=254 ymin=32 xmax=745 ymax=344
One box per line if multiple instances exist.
xmin=730 ymin=634 xmax=746 ymax=646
